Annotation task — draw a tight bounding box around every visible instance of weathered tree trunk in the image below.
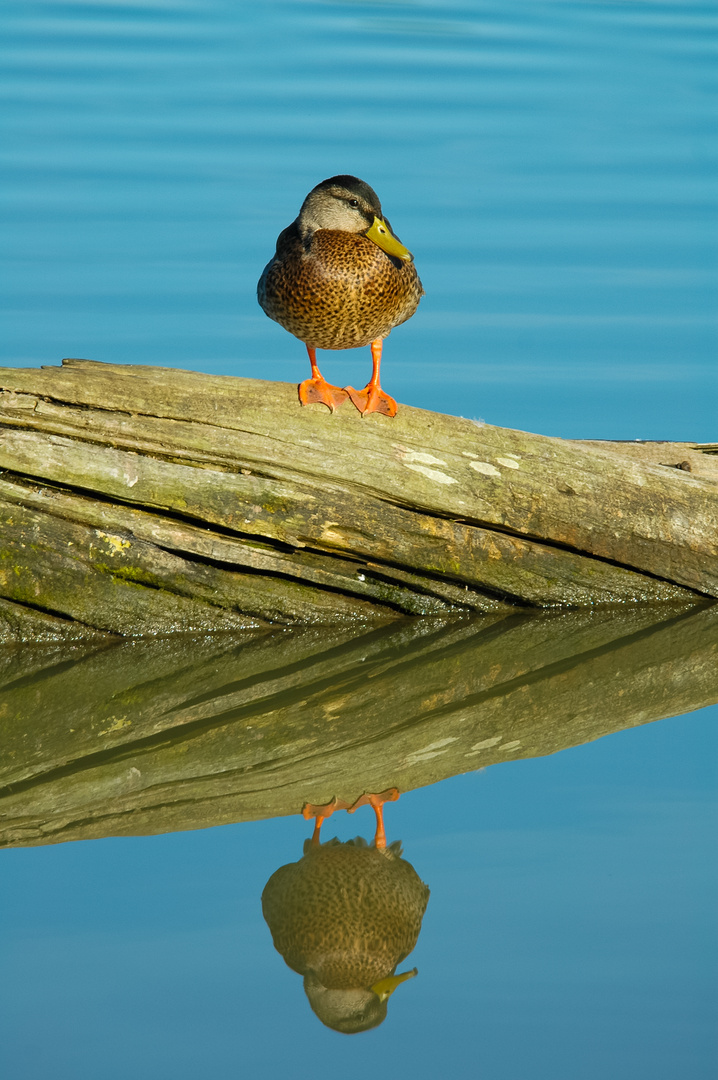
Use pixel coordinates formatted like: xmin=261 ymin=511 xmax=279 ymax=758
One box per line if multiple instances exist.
xmin=1 ymin=603 xmax=716 ymax=847
xmin=0 ymin=359 xmax=715 ymax=639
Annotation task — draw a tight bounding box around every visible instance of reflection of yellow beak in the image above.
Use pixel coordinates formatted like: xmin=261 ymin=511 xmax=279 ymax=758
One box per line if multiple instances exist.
xmin=371 ymin=967 xmax=418 ymax=1002
xmin=365 ymin=216 xmax=413 ymax=262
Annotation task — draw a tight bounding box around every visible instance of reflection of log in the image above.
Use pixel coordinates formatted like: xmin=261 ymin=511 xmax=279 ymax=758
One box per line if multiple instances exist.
xmin=2 ymin=603 xmax=716 ymax=847
xmin=0 ymin=359 xmax=716 ymax=639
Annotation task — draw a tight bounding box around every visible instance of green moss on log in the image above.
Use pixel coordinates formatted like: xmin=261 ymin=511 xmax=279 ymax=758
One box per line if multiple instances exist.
xmin=0 ymin=359 xmax=714 ymax=639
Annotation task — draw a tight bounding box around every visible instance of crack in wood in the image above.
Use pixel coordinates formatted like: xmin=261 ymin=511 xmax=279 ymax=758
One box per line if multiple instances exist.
xmin=1 ymin=362 xmax=715 ymax=632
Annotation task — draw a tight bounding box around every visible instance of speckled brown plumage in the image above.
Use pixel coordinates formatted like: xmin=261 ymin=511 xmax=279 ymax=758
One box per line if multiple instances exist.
xmin=262 ymin=836 xmax=429 ymax=990
xmin=258 ymin=222 xmax=423 ymax=351
xmin=257 ymin=175 xmax=424 ymax=416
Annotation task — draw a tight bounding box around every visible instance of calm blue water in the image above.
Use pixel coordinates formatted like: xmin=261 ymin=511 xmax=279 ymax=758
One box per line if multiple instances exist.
xmin=2 ymin=0 xmax=716 ymax=438
xmin=1 ymin=705 xmax=717 ymax=1079
xmin=1 ymin=4 xmax=717 ymax=1077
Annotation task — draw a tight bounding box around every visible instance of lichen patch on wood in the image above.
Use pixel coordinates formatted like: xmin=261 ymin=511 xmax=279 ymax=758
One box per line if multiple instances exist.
xmin=0 ymin=358 xmax=715 ymax=640
xmin=1 ymin=603 xmax=716 ymax=846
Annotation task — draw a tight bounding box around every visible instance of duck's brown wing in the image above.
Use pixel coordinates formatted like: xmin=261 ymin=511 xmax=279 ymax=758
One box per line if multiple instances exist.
xmin=272 ymin=220 xmax=304 ymax=260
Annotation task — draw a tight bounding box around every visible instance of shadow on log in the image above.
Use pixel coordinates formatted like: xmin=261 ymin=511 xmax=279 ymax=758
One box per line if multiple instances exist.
xmin=0 ymin=359 xmax=716 ymax=638
xmin=1 ymin=602 xmax=716 ymax=847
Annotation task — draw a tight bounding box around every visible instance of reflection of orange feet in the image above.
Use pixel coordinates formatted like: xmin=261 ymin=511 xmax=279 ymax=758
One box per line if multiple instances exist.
xmin=348 ymin=788 xmax=400 ymax=850
xmin=298 ymin=376 xmax=349 ymax=412
xmin=302 ymin=795 xmax=352 ymax=845
xmin=345 ymin=383 xmax=397 ymax=417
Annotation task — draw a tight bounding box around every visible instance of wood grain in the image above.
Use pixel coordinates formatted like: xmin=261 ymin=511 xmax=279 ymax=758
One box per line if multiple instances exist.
xmin=1 ymin=603 xmax=715 ymax=847
xmin=0 ymin=359 xmax=715 ymax=637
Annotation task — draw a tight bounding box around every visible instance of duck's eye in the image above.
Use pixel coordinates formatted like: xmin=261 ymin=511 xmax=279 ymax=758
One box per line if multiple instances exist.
xmin=348 ymin=198 xmax=359 ymax=208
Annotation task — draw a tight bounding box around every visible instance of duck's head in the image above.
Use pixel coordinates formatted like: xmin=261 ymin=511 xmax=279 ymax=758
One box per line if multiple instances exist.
xmin=303 ymin=967 xmax=418 ymax=1034
xmin=297 ymin=175 xmax=414 ymax=262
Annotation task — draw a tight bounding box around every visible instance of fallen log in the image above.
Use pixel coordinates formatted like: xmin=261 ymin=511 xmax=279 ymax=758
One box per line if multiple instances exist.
xmin=0 ymin=358 xmax=715 ymax=639
xmin=1 ymin=603 xmax=716 ymax=847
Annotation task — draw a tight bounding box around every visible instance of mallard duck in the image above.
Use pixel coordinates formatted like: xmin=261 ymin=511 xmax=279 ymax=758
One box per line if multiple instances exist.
xmin=261 ymin=790 xmax=429 ymax=1033
xmin=257 ymin=175 xmax=424 ymax=417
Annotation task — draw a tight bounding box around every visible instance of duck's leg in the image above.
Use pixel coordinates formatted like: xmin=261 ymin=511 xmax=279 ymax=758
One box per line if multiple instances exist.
xmin=348 ymin=788 xmax=400 ymax=850
xmin=302 ymin=795 xmax=352 ymax=845
xmin=345 ymin=339 xmax=398 ymax=418
xmin=298 ymin=346 xmax=349 ymax=412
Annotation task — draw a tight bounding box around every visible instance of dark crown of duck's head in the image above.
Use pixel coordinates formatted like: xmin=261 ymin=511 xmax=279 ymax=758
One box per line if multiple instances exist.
xmin=297 ymin=175 xmax=383 ymax=237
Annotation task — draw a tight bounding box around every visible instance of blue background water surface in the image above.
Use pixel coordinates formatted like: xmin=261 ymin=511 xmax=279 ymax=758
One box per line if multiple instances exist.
xmin=2 ymin=707 xmax=717 ymax=1079
xmin=1 ymin=2 xmax=717 ymax=1077
xmin=2 ymin=0 xmax=716 ymax=436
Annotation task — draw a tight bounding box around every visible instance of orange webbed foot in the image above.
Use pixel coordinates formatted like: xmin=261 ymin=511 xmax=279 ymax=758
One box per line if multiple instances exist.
xmin=344 ymin=384 xmax=398 ymax=418
xmin=302 ymin=795 xmax=353 ymax=822
xmin=345 ymin=337 xmax=398 ymax=417
xmin=302 ymin=795 xmax=352 ymax=845
xmin=298 ymin=376 xmax=349 ymax=412
xmin=348 ymin=788 xmax=400 ymax=850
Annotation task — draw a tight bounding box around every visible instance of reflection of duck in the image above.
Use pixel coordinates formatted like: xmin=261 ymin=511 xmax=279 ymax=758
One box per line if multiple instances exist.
xmin=257 ymin=175 xmax=424 ymax=416
xmin=261 ymin=789 xmax=430 ymax=1033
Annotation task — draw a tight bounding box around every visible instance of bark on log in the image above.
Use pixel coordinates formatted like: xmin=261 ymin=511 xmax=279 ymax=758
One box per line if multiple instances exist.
xmin=1 ymin=603 xmax=716 ymax=847
xmin=0 ymin=358 xmax=715 ymax=638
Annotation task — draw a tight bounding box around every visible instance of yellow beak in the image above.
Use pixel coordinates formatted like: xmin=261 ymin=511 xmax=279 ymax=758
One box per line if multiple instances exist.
xmin=365 ymin=217 xmax=414 ymax=262
xmin=371 ymin=967 xmax=418 ymax=1002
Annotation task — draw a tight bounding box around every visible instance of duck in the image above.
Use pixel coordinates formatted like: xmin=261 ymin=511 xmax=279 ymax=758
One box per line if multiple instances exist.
xmin=257 ymin=175 xmax=424 ymax=417
xmin=261 ymin=789 xmax=430 ymax=1033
